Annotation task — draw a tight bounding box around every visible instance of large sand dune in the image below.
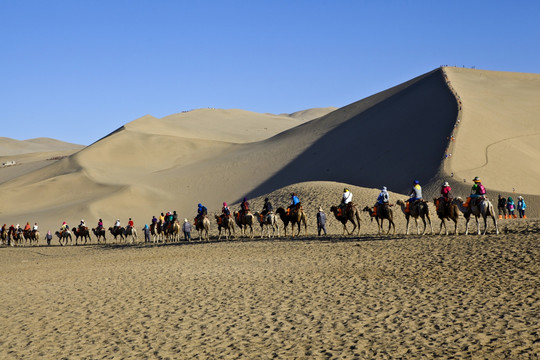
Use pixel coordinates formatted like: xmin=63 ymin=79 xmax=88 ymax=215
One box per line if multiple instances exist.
xmin=1 ymin=67 xmax=538 ymax=232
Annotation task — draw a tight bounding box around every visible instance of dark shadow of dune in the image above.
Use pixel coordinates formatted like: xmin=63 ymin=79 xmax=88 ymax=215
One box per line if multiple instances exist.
xmin=240 ymin=68 xmax=458 ymax=202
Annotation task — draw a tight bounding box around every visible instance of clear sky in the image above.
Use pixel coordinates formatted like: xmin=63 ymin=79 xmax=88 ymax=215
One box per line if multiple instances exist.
xmin=2 ymin=0 xmax=539 ymax=145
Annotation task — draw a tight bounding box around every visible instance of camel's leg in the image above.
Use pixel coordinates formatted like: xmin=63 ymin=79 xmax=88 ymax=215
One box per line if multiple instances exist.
xmin=482 ymin=215 xmax=488 ymax=235
xmin=405 ymin=217 xmax=410 ymax=235
xmin=427 ymin=215 xmax=433 ymax=235
xmin=439 ymin=219 xmax=445 ymax=235
xmin=493 ymin=215 xmax=499 ymax=235
xmin=475 ymin=216 xmax=481 ymax=235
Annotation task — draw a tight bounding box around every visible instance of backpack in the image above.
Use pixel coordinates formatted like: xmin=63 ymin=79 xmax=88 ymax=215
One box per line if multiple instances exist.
xmin=479 ymin=184 xmax=486 ymax=195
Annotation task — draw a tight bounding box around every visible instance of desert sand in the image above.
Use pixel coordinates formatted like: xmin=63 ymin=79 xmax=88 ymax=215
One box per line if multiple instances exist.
xmin=1 ymin=220 xmax=538 ymax=358
xmin=1 ymin=67 xmax=539 ymax=358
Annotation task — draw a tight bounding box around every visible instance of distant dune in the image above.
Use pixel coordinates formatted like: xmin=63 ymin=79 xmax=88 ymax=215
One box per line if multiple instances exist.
xmin=1 ymin=68 xmax=538 ymax=233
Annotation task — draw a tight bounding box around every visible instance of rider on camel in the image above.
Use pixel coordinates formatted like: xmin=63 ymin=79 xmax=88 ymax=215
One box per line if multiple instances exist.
xmin=114 ymin=219 xmax=120 ymax=232
xmin=222 ymin=202 xmax=231 ymax=217
xmin=288 ymin=193 xmax=300 ymax=215
xmin=438 ymin=181 xmax=452 ymax=211
xmin=406 ymin=180 xmax=423 ymax=213
xmin=24 ymin=222 xmax=31 ymax=231
xmin=79 ymin=219 xmax=86 ymax=229
xmin=340 ymin=188 xmax=353 ymax=211
xmin=261 ymin=198 xmax=273 ymax=216
xmin=196 ymin=203 xmax=207 ymax=224
xmin=33 ymin=223 xmax=38 ymax=231
xmin=60 ymin=221 xmax=69 ymax=234
xmin=464 ymin=176 xmax=486 ymax=208
xmin=97 ymin=219 xmax=104 ymax=231
xmin=164 ymin=212 xmax=171 ymax=229
xmin=127 ymin=218 xmax=134 ymax=230
xmin=240 ymin=197 xmax=250 ymax=216
xmin=374 ymin=186 xmax=389 ymax=216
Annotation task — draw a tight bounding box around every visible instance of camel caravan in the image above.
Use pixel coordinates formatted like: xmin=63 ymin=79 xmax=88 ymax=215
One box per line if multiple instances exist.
xmin=1 ymin=177 xmax=505 ymax=247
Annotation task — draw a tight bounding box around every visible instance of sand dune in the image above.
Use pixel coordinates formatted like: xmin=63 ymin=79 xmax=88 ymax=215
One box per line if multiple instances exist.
xmin=443 ymin=68 xmax=540 ymax=194
xmin=1 ymin=67 xmax=538 ymax=232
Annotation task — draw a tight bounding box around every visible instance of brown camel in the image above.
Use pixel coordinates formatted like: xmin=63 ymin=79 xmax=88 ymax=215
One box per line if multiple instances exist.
xmin=215 ymin=214 xmax=236 ymax=240
xmin=254 ymin=211 xmax=279 ymax=238
xmin=72 ymin=226 xmax=91 ymax=245
xmin=233 ymin=211 xmax=254 ymax=239
xmin=433 ymin=198 xmax=460 ymax=235
xmin=362 ymin=204 xmax=395 ymax=235
xmin=55 ymin=230 xmax=73 ymax=246
xmin=108 ymin=226 xmax=125 ymax=243
xmin=275 ymin=207 xmax=307 ymax=237
xmin=330 ymin=204 xmax=362 ymax=236
xmin=453 ymin=197 xmax=499 ymax=235
xmin=22 ymin=229 xmax=40 ymax=246
xmin=92 ymin=227 xmax=107 ymax=244
xmin=396 ymin=199 xmax=433 ymax=235
xmin=194 ymin=216 xmax=210 ymax=241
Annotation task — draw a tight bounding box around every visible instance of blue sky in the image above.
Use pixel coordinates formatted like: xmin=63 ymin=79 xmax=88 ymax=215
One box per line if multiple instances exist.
xmin=2 ymin=0 xmax=539 ymax=145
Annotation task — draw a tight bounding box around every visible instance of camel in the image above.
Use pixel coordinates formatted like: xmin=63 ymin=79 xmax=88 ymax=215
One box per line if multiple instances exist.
xmin=162 ymin=222 xmax=180 ymax=242
xmin=254 ymin=211 xmax=279 ymax=239
xmin=9 ymin=228 xmax=23 ymax=246
xmin=433 ymin=198 xmax=460 ymax=235
xmin=123 ymin=226 xmax=138 ymax=244
xmin=92 ymin=227 xmax=107 ymax=244
xmin=194 ymin=216 xmax=210 ymax=241
xmin=150 ymin=222 xmax=163 ymax=243
xmin=329 ymin=204 xmax=362 ymax=236
xmin=362 ymin=205 xmax=395 ymax=235
xmin=108 ymin=226 xmax=125 ymax=243
xmin=72 ymin=227 xmax=91 ymax=245
xmin=0 ymin=226 xmax=7 ymax=246
xmin=233 ymin=211 xmax=254 ymax=239
xmin=23 ymin=229 xmax=40 ymax=246
xmin=275 ymin=207 xmax=307 ymax=237
xmin=55 ymin=230 xmax=73 ymax=246
xmin=215 ymin=214 xmax=236 ymax=240
xmin=396 ymin=199 xmax=433 ymax=235
xmin=453 ymin=197 xmax=499 ymax=235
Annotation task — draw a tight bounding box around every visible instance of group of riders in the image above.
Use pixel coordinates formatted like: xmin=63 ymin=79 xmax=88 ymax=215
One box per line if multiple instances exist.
xmin=206 ymin=192 xmax=303 ymax=227
xmin=1 ymin=222 xmax=39 ymax=244
xmin=2 ymin=176 xmax=493 ymax=244
xmin=369 ymin=176 xmax=488 ymax=217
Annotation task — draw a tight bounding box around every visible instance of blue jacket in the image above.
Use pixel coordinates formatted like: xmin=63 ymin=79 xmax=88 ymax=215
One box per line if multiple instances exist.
xmin=291 ymin=195 xmax=300 ymax=206
xmin=517 ymin=199 xmax=526 ymax=210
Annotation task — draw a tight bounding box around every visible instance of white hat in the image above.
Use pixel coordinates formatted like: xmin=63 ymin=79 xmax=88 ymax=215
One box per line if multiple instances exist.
xmin=443 ymin=181 xmax=449 ymax=186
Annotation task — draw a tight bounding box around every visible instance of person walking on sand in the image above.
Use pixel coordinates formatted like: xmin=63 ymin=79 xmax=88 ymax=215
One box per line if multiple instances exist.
xmin=143 ymin=224 xmax=151 ymax=242
xmin=317 ymin=207 xmax=327 ymax=236
xmin=46 ymin=230 xmax=52 ymax=246
xmin=182 ymin=219 xmax=192 ymax=241
xmin=497 ymin=195 xmax=507 ymax=219
xmin=517 ymin=196 xmax=527 ymax=218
